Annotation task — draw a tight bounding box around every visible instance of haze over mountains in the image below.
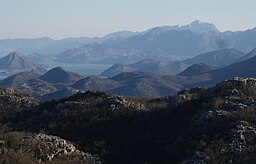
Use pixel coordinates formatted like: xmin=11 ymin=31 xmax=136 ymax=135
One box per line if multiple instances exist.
xmin=1 ymin=20 xmax=256 ymax=163
xmin=178 ymin=63 xmax=218 ymax=77
xmin=0 ymin=20 xmax=255 ymax=101
xmin=183 ymin=48 xmax=245 ymax=66
xmin=99 ymin=48 xmax=250 ymax=77
xmin=36 ymin=21 xmax=256 ymax=64
xmin=0 ymin=52 xmax=47 ymax=79
xmin=0 ymin=47 xmax=255 ymax=100
xmin=1 ymin=0 xmax=256 ymax=161
xmin=101 ymin=59 xmax=188 ymax=77
xmin=0 ymin=20 xmax=256 ymax=65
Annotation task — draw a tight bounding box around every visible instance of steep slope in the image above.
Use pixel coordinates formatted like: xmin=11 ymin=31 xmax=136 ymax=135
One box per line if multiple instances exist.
xmin=179 ymin=63 xmax=219 ymax=76
xmin=100 ymin=64 xmax=136 ymax=77
xmin=188 ymin=50 xmax=256 ymax=86
xmin=0 ymin=87 xmax=39 ymax=111
xmin=54 ymin=21 xmax=223 ymax=64
xmin=129 ymin=59 xmax=188 ymax=75
xmin=1 ymin=21 xmax=256 ymax=63
xmin=39 ymin=67 xmax=83 ymax=84
xmin=222 ymin=28 xmax=256 ymax=52
xmin=141 ymin=20 xmax=219 ymax=35
xmin=109 ymin=71 xmax=184 ymax=96
xmin=210 ymin=54 xmax=256 ymax=82
xmin=41 ymin=86 xmax=79 ymax=101
xmin=54 ymin=43 xmax=111 ymax=64
xmin=238 ymin=48 xmax=256 ymax=61
xmin=72 ymin=75 xmax=121 ymax=91
xmin=100 ymin=59 xmax=188 ymax=77
xmin=178 ymin=20 xmax=220 ymax=34
xmin=0 ymin=71 xmax=40 ymax=88
xmin=56 ymin=29 xmax=217 ymax=64
xmin=102 ymin=30 xmax=138 ymax=40
xmin=53 ymin=21 xmax=256 ymax=65
xmin=4 ymin=78 xmax=256 ymax=163
xmin=0 ymin=71 xmax=57 ymax=98
xmin=0 ymin=69 xmax=188 ymax=99
xmin=73 ymin=71 xmax=187 ymax=97
xmin=0 ymin=52 xmax=46 ymax=73
xmin=28 ymin=52 xmax=55 ymax=64
xmin=184 ymin=49 xmax=245 ymax=66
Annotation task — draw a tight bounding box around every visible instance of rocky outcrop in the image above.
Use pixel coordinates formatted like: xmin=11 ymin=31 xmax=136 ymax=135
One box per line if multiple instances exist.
xmin=185 ymin=78 xmax=256 ymax=162
xmin=0 ymin=87 xmax=39 ymax=110
xmin=20 ymin=133 xmax=101 ymax=163
xmin=59 ymin=90 xmax=146 ymax=111
xmin=225 ymin=121 xmax=256 ymax=153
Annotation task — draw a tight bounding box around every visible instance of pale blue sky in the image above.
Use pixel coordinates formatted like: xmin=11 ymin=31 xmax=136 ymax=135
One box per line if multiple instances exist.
xmin=1 ymin=0 xmax=255 ymax=39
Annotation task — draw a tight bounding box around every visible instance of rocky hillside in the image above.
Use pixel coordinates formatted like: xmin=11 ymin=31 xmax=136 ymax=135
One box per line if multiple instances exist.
xmin=129 ymin=59 xmax=188 ymax=75
xmin=39 ymin=66 xmax=83 ymax=84
xmin=0 ymin=78 xmax=256 ymax=163
xmin=183 ymin=48 xmax=245 ymax=67
xmin=0 ymin=87 xmax=39 ymax=111
xmin=0 ymin=69 xmax=187 ymax=100
xmin=100 ymin=63 xmax=136 ymax=77
xmin=0 ymin=52 xmax=46 ymax=74
xmin=19 ymin=133 xmax=100 ymax=163
xmin=0 ymin=67 xmax=84 ymax=100
xmin=100 ymin=59 xmax=188 ymax=77
xmin=179 ymin=63 xmax=218 ymax=76
xmin=54 ymin=21 xmax=256 ymax=65
xmin=0 ymin=131 xmax=100 ymax=164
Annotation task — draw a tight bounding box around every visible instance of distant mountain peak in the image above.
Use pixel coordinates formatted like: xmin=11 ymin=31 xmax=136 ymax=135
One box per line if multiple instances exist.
xmin=4 ymin=51 xmax=24 ymax=62
xmin=100 ymin=63 xmax=135 ymax=77
xmin=249 ymin=48 xmax=256 ymax=53
xmin=184 ymin=48 xmax=245 ymax=67
xmin=184 ymin=20 xmax=220 ymax=33
xmin=135 ymin=59 xmax=156 ymax=64
xmin=142 ymin=20 xmax=220 ymax=37
xmin=238 ymin=48 xmax=256 ymax=61
xmin=51 ymin=66 xmax=65 ymax=71
xmin=7 ymin=51 xmax=23 ymax=57
xmin=0 ymin=51 xmax=46 ymax=72
xmin=103 ymin=30 xmax=138 ymax=39
xmin=179 ymin=63 xmax=218 ymax=76
xmin=191 ymin=20 xmax=201 ymax=24
xmin=39 ymin=67 xmax=82 ymax=84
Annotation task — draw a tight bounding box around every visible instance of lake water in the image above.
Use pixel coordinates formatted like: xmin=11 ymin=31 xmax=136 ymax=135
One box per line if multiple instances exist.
xmin=0 ymin=63 xmax=112 ymax=80
xmin=47 ymin=62 xmax=112 ymax=76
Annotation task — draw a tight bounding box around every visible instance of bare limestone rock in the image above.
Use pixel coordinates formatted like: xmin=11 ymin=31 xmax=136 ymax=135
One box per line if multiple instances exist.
xmin=20 ymin=133 xmax=101 ymax=163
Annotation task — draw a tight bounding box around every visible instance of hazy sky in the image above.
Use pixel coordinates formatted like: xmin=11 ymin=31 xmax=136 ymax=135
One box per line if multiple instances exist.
xmin=1 ymin=0 xmax=256 ymax=39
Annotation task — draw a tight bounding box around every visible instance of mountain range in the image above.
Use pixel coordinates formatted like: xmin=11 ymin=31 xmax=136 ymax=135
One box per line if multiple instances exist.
xmin=1 ymin=77 xmax=256 ymax=163
xmin=203 ymin=49 xmax=256 ymax=84
xmin=100 ymin=59 xmax=188 ymax=77
xmin=0 ymin=52 xmax=47 ymax=76
xmin=99 ymin=48 xmax=250 ymax=77
xmin=0 ymin=48 xmax=255 ymax=100
xmin=51 ymin=21 xmax=256 ymax=64
xmin=183 ymin=48 xmax=245 ymax=66
xmin=1 ymin=20 xmax=256 ymax=66
xmin=178 ymin=63 xmax=219 ymax=76
xmin=0 ymin=33 xmax=136 ymax=56
xmin=39 ymin=66 xmax=82 ymax=84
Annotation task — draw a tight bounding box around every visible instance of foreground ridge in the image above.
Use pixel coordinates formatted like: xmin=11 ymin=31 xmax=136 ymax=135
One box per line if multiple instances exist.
xmin=1 ymin=77 xmax=256 ymax=163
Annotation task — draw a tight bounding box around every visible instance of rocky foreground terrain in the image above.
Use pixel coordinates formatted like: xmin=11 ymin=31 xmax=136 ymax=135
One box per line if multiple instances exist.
xmin=0 ymin=77 xmax=256 ymax=163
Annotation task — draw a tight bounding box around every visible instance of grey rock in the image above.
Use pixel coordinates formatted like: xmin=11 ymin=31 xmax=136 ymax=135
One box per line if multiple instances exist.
xmin=20 ymin=133 xmax=101 ymax=163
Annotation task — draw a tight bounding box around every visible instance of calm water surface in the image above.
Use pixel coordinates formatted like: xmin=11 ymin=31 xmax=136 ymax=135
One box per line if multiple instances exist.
xmin=0 ymin=63 xmax=112 ymax=80
xmin=48 ymin=62 xmax=112 ymax=76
